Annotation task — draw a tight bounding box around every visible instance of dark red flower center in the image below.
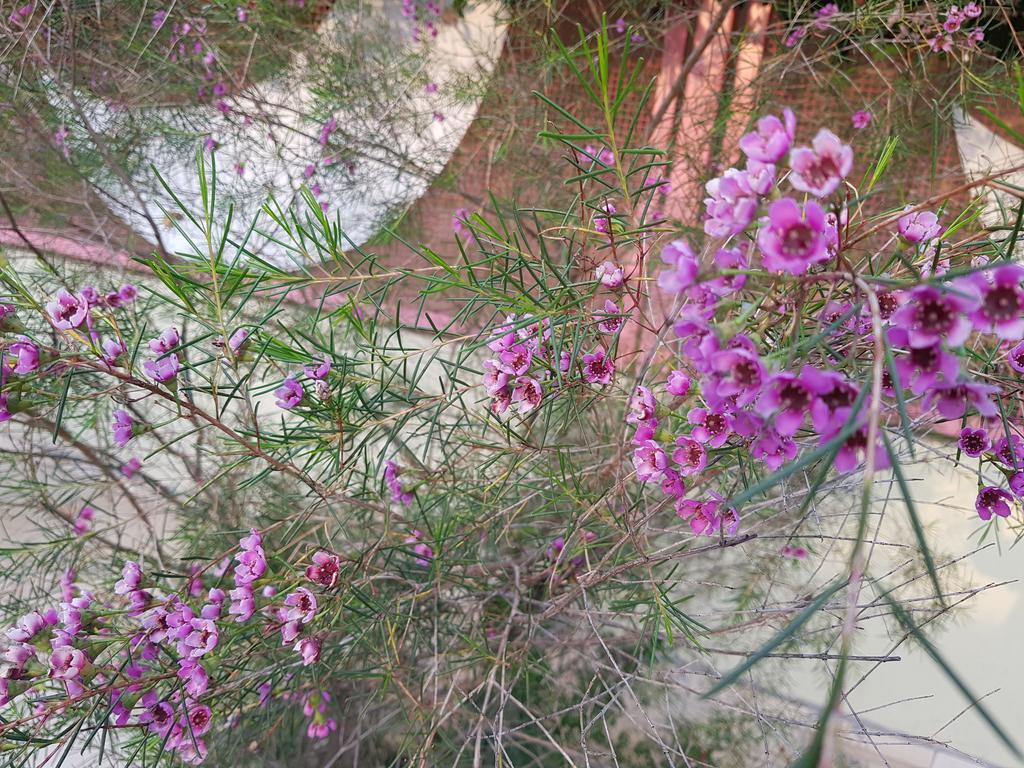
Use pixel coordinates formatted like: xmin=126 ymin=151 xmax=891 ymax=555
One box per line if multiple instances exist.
xmin=781 ymin=223 xmax=814 ymax=257
xmin=778 ymin=381 xmax=810 ymax=411
xmin=961 ymin=433 xmax=985 ymax=454
xmin=983 ymin=285 xmax=1021 ymax=322
xmin=916 ymin=297 xmax=953 ymax=332
xmin=705 ymin=414 xmax=728 ymax=436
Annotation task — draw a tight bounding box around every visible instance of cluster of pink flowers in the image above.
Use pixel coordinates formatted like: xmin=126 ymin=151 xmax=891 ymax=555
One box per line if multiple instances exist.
xmin=481 ymin=313 xmax=618 ymax=416
xmin=402 ymin=0 xmax=442 ymax=43
xmin=926 ymin=3 xmax=985 ymax=52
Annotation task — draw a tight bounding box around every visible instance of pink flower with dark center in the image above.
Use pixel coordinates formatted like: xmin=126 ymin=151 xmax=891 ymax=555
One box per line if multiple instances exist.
xmin=1008 ymin=341 xmax=1024 ymax=373
xmin=756 ymin=372 xmax=817 ymax=435
xmin=511 ymin=377 xmax=543 ymax=414
xmin=595 ymin=300 xmax=625 ymax=334
xmin=595 ymin=260 xmax=624 ymax=289
xmin=666 ymin=371 xmax=691 ymax=397
xmin=851 ymin=110 xmax=873 ymax=129
xmin=178 ymin=658 xmax=209 ymax=697
xmin=274 ymin=377 xmax=304 ymax=409
xmin=284 ymin=587 xmax=317 ymax=624
xmin=582 ymin=349 xmax=614 ymax=385
xmin=49 ymin=646 xmax=87 ymax=680
xmin=140 ymin=698 xmax=175 ymax=736
xmin=658 ymin=239 xmax=700 ymax=293
xmin=497 ymin=344 xmax=532 ymax=376
xmin=46 ymin=289 xmax=88 ymax=330
xmin=1011 ymin=473 xmax=1024 ymax=498
xmin=958 ymin=427 xmax=990 ymax=457
xmin=112 ymin=409 xmax=134 ymax=447
xmin=943 ymin=8 xmax=963 ymax=32
xmin=183 ymin=617 xmax=219 ymax=658
xmin=752 ymin=428 xmax=798 ymax=470
xmin=964 ymin=264 xmax=1024 ymax=339
xmin=994 ymin=435 xmax=1024 ymax=470
xmin=626 ymin=386 xmax=657 ymax=423
xmin=673 ymin=437 xmax=707 ymax=477
xmin=833 ymin=425 xmax=891 ymax=473
xmin=923 ymin=378 xmax=999 ymax=419
xmin=739 ymin=109 xmax=796 ymax=163
xmin=490 ymin=387 xmax=512 ymax=415
xmin=295 ymin=635 xmax=322 ymax=666
xmin=687 ymin=407 xmax=732 ymax=448
xmin=803 ymin=367 xmax=858 ymax=434
xmin=7 ymin=337 xmax=38 ymax=374
xmin=890 ymin=285 xmax=977 ymax=348
xmin=632 ymin=440 xmax=668 ymax=481
xmin=897 ymin=207 xmax=942 ymax=243
xmin=148 ymin=327 xmax=180 ymax=355
xmin=706 ymin=344 xmax=765 ymax=408
xmin=928 ymin=33 xmax=953 ymax=53
xmin=482 ymin=359 xmax=510 ymax=396
xmin=788 ymin=129 xmax=853 ymax=197
xmin=186 ymin=704 xmax=213 ymax=736
xmin=757 ymin=198 xmax=829 ymax=274
xmin=888 ymin=328 xmax=960 ymax=395
xmin=306 ymin=550 xmax=341 ymax=588
xmin=661 ymin=468 xmax=686 ymax=497
xmin=143 ymin=353 xmax=180 ymax=383
xmin=976 ymin=486 xmax=1013 ymax=521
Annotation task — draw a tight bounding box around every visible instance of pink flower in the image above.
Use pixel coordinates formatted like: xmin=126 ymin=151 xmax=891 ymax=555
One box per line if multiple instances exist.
xmin=143 ymin=353 xmax=180 ymax=383
xmin=1008 ymin=341 xmax=1024 ymax=373
xmin=958 ymin=427 xmax=990 ymax=457
xmin=757 ymin=198 xmax=829 ymax=274
xmin=890 ymin=285 xmax=977 ymax=348
xmin=687 ymin=408 xmax=732 ymax=448
xmin=595 ymin=261 xmax=624 ymax=289
xmin=6 ymin=337 xmax=38 ymax=374
xmin=673 ymin=437 xmax=707 ymax=476
xmin=703 ymin=168 xmax=759 ymax=237
xmin=228 ymin=585 xmax=255 ymax=622
xmin=49 ymin=646 xmax=87 ymax=680
xmin=511 ymin=377 xmax=543 ymax=414
xmin=803 ymin=367 xmax=858 ymax=434
xmin=306 ymin=550 xmax=341 ymax=588
xmin=964 ymin=264 xmax=1024 ymax=339
xmin=923 ymin=378 xmax=999 ymax=420
xmin=976 ymin=486 xmax=1013 ymax=520
xmin=384 ymin=460 xmax=414 ymax=506
xmin=46 ymin=289 xmax=88 ymax=330
xmin=582 ymin=349 xmax=614 ymax=385
xmin=658 ymin=239 xmax=699 ymax=293
xmin=148 ymin=327 xmax=180 ymax=355
xmin=183 ymin=617 xmax=219 ymax=657
xmin=927 ymin=33 xmax=953 ymax=53
xmin=851 ymin=110 xmax=872 ymax=129
xmin=963 ymin=2 xmax=982 ymax=18
xmin=632 ymin=440 xmax=667 ymax=481
xmin=593 ymin=201 xmax=616 ymax=235
xmin=897 ymin=207 xmax=942 ymax=243
xmin=186 ymin=703 xmax=213 ymax=736
xmin=739 ymin=109 xmax=796 ymax=163
xmin=303 ymin=357 xmax=331 ymax=380
xmin=178 ymin=658 xmax=210 ymax=698
xmin=756 ymin=372 xmax=817 ymax=436
xmin=751 ymin=428 xmax=798 ymax=470
xmin=788 ymin=129 xmax=853 ymax=198
xmin=666 ymin=371 xmax=691 ymax=397
xmin=102 ymin=338 xmax=126 ymax=365
xmin=595 ymin=300 xmax=624 ymax=334
xmin=497 ymin=344 xmax=532 ymax=376
xmin=284 ymin=587 xmax=318 ymax=624
xmin=626 ymin=386 xmax=657 ymax=423
xmin=295 ymin=635 xmax=322 ymax=665
xmin=121 ymin=458 xmax=142 ymax=478
xmin=73 ymin=506 xmax=94 ymax=536
xmin=833 ymin=425 xmax=890 ymax=473
xmin=404 ymin=530 xmax=433 ymax=567
xmin=227 ymin=328 xmax=249 ymax=353
xmin=274 ymin=377 xmax=304 ymax=409
xmin=112 ymin=409 xmax=134 ymax=447
xmin=6 ymin=611 xmax=46 ymax=643
xmin=995 ymin=435 xmax=1024 ymax=470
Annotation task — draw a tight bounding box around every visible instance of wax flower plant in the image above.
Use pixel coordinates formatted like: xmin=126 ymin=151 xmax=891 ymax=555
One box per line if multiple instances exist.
xmin=1 ymin=30 xmax=1022 ymax=768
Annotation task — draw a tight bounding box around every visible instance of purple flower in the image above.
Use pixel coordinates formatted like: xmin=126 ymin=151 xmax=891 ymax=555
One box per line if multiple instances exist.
xmin=6 ymin=336 xmax=38 ymax=374
xmin=897 ymin=207 xmax=942 ymax=244
xmin=677 ymin=497 xmax=734 ymax=537
xmin=803 ymin=367 xmax=858 ymax=435
xmin=633 ymin=440 xmax=668 ymax=481
xmin=890 ymin=285 xmax=977 ymax=348
xmin=993 ymin=435 xmax=1024 ymax=470
xmin=295 ymin=636 xmax=322 ymax=666
xmin=114 ymin=560 xmax=142 ymax=595
xmin=888 ymin=328 xmax=960 ymax=395
xmin=788 ymin=129 xmax=853 ymax=197
xmin=511 ymin=377 xmax=543 ymax=414
xmin=306 ymin=550 xmax=341 ymax=588
xmin=756 ymin=372 xmax=817 ymax=435
xmin=112 ymin=409 xmax=134 ymax=448
xmin=228 ymin=585 xmax=255 ymax=622
xmin=757 ymin=198 xmax=829 ymax=274
xmin=595 ymin=261 xmax=624 ymax=289
xmin=178 ymin=658 xmax=210 ymax=698
xmin=751 ymin=428 xmax=798 ymax=470
xmin=706 ymin=343 xmax=766 ymax=408
xmin=227 ymin=328 xmax=249 ymax=353
xmin=284 ymin=587 xmax=318 ymax=624
xmin=482 ymin=359 xmax=510 ymax=396
xmin=148 ymin=327 xmax=180 ymax=355
xmin=923 ymin=378 xmax=999 ymax=419
xmin=182 ymin=618 xmax=219 ymax=657
xmin=46 ymin=289 xmax=88 ymax=330
xmin=739 ymin=109 xmax=796 ymax=163
xmin=1011 ymin=472 xmax=1024 ymax=498
xmin=687 ymin=407 xmax=732 ymax=448
xmin=102 ymin=338 xmax=126 ymax=365
xmin=121 ymin=458 xmax=142 ymax=478
xmin=703 ymin=168 xmax=759 ymax=237
xmin=49 ymin=646 xmax=88 ymax=680
xmin=275 ymin=377 xmax=304 ymax=409
xmin=851 ymin=110 xmax=873 ymax=129
xmin=666 ymin=371 xmax=691 ymax=397
xmin=303 ymin=357 xmax=332 ymax=380
xmin=117 ymin=284 xmax=138 ymax=304
xmin=673 ymin=437 xmax=707 ymax=477
xmin=958 ymin=427 xmax=990 ymax=457
xmin=452 ymin=208 xmax=473 ymax=239
xmin=404 ymin=530 xmax=433 ymax=567
xmin=657 ymin=239 xmax=700 ymax=293
xmin=582 ymin=349 xmax=614 ymax=385
xmin=143 ymin=353 xmax=180 ymax=383
xmin=497 ymin=344 xmax=532 ymax=376
xmin=595 ymin=300 xmax=625 ymax=334
xmin=976 ymin=486 xmax=1013 ymax=521
xmin=6 ymin=611 xmax=46 ymax=643
xmin=73 ymin=506 xmax=94 ymax=536
xmin=384 ymin=460 xmax=414 ymax=506
xmin=964 ymin=264 xmax=1024 ymax=339
xmin=626 ymin=386 xmax=657 ymax=424
xmin=833 ymin=425 xmax=890 ymax=474
xmin=1008 ymin=341 xmax=1024 ymax=373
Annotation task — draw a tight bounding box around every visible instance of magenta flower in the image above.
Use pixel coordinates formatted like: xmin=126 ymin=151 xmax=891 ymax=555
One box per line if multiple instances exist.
xmin=49 ymin=646 xmax=88 ymax=680
xmin=112 ymin=409 xmax=134 ymax=448
xmin=888 ymin=328 xmax=960 ymax=395
xmin=1011 ymin=473 xmax=1024 ymax=498
xmin=482 ymin=358 xmax=510 ymax=396
xmin=295 ymin=635 xmax=322 ymax=666
xmin=384 ymin=460 xmax=414 ymax=506
xmin=46 ymin=289 xmax=89 ymax=330
xmin=284 ymin=587 xmax=318 ymax=624
xmin=963 ymin=2 xmax=982 ymax=18
xmin=595 ymin=260 xmax=624 ymax=289
xmin=143 ymin=353 xmax=180 ymax=383
xmin=593 ymin=201 xmax=616 ymax=235
xmin=595 ymin=300 xmax=625 ymax=334
xmin=666 ymin=370 xmax=691 ymax=397
xmin=833 ymin=425 xmax=890 ymax=474
xmin=633 ymin=440 xmax=668 ymax=481
xmin=703 ymin=168 xmax=759 ymax=237
xmin=121 ymin=457 xmax=142 ymax=478
xmin=303 ymin=356 xmax=331 ymax=380
xmin=6 ymin=611 xmax=46 ymax=643
xmin=183 ymin=618 xmax=219 ymax=658
xmin=511 ymin=377 xmax=543 ymax=414
xmin=958 ymin=427 xmax=990 ymax=457
xmin=756 ymin=372 xmax=817 ymax=435
xmin=274 ymin=377 xmax=304 ymax=409
xmin=661 ymin=468 xmax=686 ymax=498
xmin=897 ymin=206 xmax=942 ymax=243
xmin=626 ymin=386 xmax=657 ymax=423
xmin=6 ymin=336 xmax=38 ymax=374
xmin=994 ymin=435 xmax=1024 ymax=470
xmin=306 ymin=550 xmax=341 ymax=588
xmin=739 ymin=108 xmax=796 ymax=163
xmin=404 ymin=530 xmax=433 ymax=567
xmin=497 ymin=344 xmax=532 ymax=376
xmin=234 ymin=549 xmax=267 ymax=587
xmin=186 ymin=702 xmax=213 ymax=736
xmin=228 ymin=585 xmax=255 ymax=622
xmin=890 ymin=285 xmax=977 ymax=348
xmin=673 ymin=437 xmax=707 ymax=477
xmin=582 ymin=349 xmax=614 ymax=385
xmin=1008 ymin=341 xmax=1024 ymax=373
xmin=73 ymin=506 xmax=94 ymax=536
xmin=964 ymin=264 xmax=1024 ymax=339
xmin=658 ymin=239 xmax=700 ymax=293
xmin=851 ymin=110 xmax=873 ymax=129
xmin=751 ymin=428 xmax=798 ymax=470
xmin=976 ymin=486 xmax=1013 ymax=521
xmin=757 ymin=198 xmax=829 ymax=274
xmin=687 ymin=407 xmax=732 ymax=448
xmin=923 ymin=378 xmax=999 ymax=419
xmin=803 ymin=367 xmax=858 ymax=434
xmin=148 ymin=327 xmax=180 ymax=355
xmin=788 ymin=129 xmax=853 ymax=197
xmin=706 ymin=344 xmax=766 ymax=408
xmin=102 ymin=338 xmax=126 ymax=365
xmin=227 ymin=328 xmax=249 ymax=353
